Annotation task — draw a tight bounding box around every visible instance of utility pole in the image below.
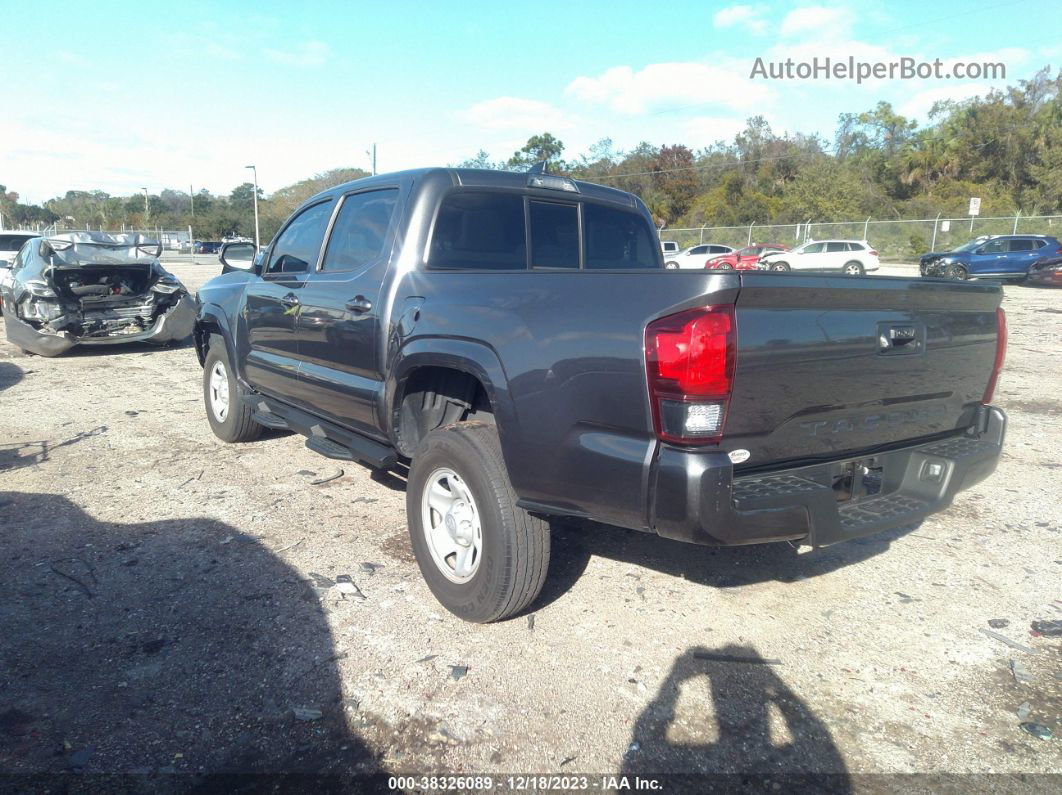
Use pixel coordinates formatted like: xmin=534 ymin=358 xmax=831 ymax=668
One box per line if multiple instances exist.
xmin=245 ymin=165 xmax=261 ymax=250
xmin=142 ymin=187 xmax=149 ymax=227
xmin=190 ymin=184 xmax=195 ymax=218
xmin=367 ymin=144 xmax=377 ymax=176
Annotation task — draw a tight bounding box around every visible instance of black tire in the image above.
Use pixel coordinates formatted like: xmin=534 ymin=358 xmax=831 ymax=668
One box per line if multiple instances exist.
xmin=950 ymin=264 xmax=969 ymax=280
xmin=716 ymin=262 xmax=733 ymax=270
xmin=203 ymin=336 xmax=262 ymax=443
xmin=843 ymin=261 xmax=865 ymax=276
xmin=771 ymin=261 xmax=790 ymax=272
xmin=664 ymin=261 xmax=679 ymax=270
xmin=406 ymin=421 xmax=550 ymax=623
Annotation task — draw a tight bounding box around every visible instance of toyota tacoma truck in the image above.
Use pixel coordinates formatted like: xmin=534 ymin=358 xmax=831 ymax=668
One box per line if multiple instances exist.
xmin=194 ymin=167 xmax=1007 ymax=623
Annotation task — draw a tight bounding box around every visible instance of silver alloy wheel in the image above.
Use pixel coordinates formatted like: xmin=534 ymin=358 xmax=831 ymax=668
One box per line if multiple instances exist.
xmin=421 ymin=467 xmax=482 ymax=583
xmin=843 ymin=262 xmax=863 ymax=275
xmin=208 ymin=361 xmax=230 ymax=423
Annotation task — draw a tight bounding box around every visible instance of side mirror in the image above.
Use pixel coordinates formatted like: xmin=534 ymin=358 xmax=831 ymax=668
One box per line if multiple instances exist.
xmin=220 ymin=241 xmax=260 ymax=275
xmin=0 ymin=259 xmax=11 ymax=270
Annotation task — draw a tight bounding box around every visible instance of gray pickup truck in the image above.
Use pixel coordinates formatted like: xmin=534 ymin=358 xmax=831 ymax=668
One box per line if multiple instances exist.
xmin=194 ymin=167 xmax=1007 ymax=622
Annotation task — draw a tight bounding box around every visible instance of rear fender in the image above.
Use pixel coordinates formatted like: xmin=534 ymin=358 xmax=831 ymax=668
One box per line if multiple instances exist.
xmin=387 ymin=337 xmax=520 ymax=467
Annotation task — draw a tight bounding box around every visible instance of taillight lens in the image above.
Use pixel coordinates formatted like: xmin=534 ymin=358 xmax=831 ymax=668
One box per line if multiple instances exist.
xmin=982 ymin=307 xmax=1007 ymax=404
xmin=645 ymin=306 xmax=736 ymax=445
xmin=869 ymin=250 xmax=878 ymax=257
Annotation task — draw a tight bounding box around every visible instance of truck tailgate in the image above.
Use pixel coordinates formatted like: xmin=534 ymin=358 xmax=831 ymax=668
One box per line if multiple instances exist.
xmin=727 ymin=273 xmax=1003 ymax=469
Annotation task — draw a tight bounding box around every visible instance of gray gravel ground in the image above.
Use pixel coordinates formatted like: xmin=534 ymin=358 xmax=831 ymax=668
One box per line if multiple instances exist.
xmin=0 ymin=258 xmax=1059 ymax=787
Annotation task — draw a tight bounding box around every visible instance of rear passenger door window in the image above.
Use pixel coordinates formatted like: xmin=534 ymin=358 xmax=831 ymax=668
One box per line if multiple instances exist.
xmin=430 ymin=192 xmax=526 ymax=270
xmin=267 ymin=200 xmax=334 ymax=275
xmin=529 ymin=201 xmax=579 ymax=269
xmin=320 ymin=189 xmax=398 ymax=271
xmin=583 ymin=203 xmax=657 ymax=269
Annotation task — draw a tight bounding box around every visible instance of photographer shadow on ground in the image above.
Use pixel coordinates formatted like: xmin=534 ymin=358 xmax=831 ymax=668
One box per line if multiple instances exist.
xmin=622 ymin=645 xmax=850 ymax=792
xmin=0 ymin=491 xmax=383 ymax=782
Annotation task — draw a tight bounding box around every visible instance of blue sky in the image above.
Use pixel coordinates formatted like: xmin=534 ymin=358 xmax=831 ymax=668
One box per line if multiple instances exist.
xmin=2 ymin=0 xmax=1060 ymax=203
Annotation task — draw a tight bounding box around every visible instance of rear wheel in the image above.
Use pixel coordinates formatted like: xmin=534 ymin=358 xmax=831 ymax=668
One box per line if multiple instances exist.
xmin=407 ymin=421 xmax=549 ymax=623
xmin=664 ymin=261 xmax=679 ymax=270
xmin=203 ymin=338 xmax=262 ymax=443
xmin=771 ymin=262 xmax=790 ymax=272
xmin=843 ymin=261 xmax=865 ymax=276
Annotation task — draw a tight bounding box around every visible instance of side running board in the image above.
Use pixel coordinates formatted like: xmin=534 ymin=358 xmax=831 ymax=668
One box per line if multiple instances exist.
xmin=251 ymin=398 xmax=397 ymax=470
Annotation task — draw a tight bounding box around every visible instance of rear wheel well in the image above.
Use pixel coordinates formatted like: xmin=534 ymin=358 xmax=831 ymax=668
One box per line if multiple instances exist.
xmin=394 ymin=367 xmax=493 ymax=457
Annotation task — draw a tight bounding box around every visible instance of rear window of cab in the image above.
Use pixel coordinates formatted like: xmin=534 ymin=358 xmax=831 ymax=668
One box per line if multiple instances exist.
xmin=428 ymin=191 xmax=659 ymax=271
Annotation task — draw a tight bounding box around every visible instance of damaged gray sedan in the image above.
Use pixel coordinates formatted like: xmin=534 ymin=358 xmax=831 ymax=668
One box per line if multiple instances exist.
xmin=0 ymin=232 xmax=194 ymax=356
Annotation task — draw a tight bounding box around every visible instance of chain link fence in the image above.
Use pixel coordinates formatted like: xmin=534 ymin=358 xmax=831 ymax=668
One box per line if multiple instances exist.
xmin=660 ymin=214 xmax=1062 ymax=261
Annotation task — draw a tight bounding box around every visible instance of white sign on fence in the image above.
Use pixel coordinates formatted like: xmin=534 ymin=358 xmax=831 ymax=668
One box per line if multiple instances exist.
xmin=968 ymin=197 xmax=981 ymax=216
xmin=941 ymin=220 xmax=951 ymax=232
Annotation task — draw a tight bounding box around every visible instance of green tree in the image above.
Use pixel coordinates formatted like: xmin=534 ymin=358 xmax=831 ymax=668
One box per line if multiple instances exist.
xmin=507 ymin=132 xmax=565 ymax=171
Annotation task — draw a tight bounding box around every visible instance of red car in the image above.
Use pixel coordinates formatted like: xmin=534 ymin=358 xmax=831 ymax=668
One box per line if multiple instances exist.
xmin=705 ymin=243 xmax=789 ymax=270
xmin=1027 ymin=256 xmax=1062 ymax=286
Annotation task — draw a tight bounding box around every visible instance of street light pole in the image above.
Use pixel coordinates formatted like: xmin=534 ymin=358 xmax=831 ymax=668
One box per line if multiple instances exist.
xmin=245 ymin=165 xmax=260 ymax=250
xmin=141 ymin=187 xmax=149 ymax=227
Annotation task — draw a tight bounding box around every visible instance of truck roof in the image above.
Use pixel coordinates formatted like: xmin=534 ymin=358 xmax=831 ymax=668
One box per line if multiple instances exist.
xmin=309 ymin=167 xmax=640 ymax=211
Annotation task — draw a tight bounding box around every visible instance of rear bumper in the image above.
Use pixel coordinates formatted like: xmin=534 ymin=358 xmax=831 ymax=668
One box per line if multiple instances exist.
xmin=650 ymin=405 xmax=1006 ymax=547
xmin=2 ymin=295 xmax=195 ymax=357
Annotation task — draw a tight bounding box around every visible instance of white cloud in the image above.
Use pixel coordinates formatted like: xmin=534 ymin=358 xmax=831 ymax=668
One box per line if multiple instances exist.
xmin=263 ymin=40 xmax=329 ymax=68
xmin=713 ymin=5 xmax=766 ymax=35
xmin=681 ymin=116 xmax=747 ymax=145
xmin=565 ymin=62 xmax=772 ymax=115
xmin=459 ymin=97 xmax=573 ymax=131
xmin=779 ymin=6 xmax=854 ymax=39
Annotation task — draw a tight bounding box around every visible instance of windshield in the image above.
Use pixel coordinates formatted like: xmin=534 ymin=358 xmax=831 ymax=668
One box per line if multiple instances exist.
xmin=45 ymin=232 xmax=161 ymax=265
xmin=953 ymin=238 xmax=987 ymax=252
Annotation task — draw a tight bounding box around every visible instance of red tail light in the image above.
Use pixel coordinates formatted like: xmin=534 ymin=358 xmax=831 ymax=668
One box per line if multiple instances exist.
xmin=869 ymin=250 xmax=878 ymax=257
xmin=645 ymin=305 xmax=736 ymax=445
xmin=982 ymin=306 xmax=1007 ymax=404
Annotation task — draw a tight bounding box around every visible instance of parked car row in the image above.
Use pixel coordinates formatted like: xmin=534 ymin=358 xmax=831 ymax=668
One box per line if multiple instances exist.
xmin=662 ymin=239 xmax=881 ymax=275
xmin=659 ymin=232 xmax=1061 ymax=284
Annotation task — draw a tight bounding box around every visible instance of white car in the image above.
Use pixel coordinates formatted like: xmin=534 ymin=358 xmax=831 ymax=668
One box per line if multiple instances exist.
xmin=759 ymin=239 xmax=880 ymax=275
xmin=0 ymin=231 xmax=37 ymax=267
xmin=664 ymin=243 xmax=735 ymax=270
xmin=0 ymin=231 xmax=37 ymax=301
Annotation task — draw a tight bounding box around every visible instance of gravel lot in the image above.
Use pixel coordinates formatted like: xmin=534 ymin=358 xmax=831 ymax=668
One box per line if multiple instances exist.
xmin=0 ymin=258 xmax=1059 ymax=786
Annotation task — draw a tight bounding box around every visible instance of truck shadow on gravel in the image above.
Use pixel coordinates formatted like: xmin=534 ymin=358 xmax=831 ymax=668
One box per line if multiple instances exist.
xmin=622 ymin=645 xmax=849 ymax=791
xmin=0 ymin=360 xmax=23 ymax=392
xmin=0 ymin=491 xmax=383 ymax=784
xmin=538 ymin=517 xmax=920 ymax=609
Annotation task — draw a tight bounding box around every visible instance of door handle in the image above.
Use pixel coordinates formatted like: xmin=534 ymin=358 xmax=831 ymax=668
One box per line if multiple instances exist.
xmin=345 ymin=295 xmax=373 ymax=313
xmin=280 ymin=293 xmax=300 ymax=308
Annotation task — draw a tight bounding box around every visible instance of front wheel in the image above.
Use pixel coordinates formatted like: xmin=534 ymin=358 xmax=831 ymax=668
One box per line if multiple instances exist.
xmin=842 ymin=261 xmax=865 ymax=275
xmin=203 ymin=339 xmax=262 ymax=443
xmin=664 ymin=261 xmax=679 ymax=270
xmin=949 ymin=264 xmax=969 ymax=280
xmin=770 ymin=262 xmax=790 ymax=272
xmin=407 ymin=422 xmax=550 ymax=623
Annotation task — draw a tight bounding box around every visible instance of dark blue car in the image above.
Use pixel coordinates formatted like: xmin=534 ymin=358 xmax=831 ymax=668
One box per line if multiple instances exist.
xmin=920 ymin=235 xmax=1061 ymax=280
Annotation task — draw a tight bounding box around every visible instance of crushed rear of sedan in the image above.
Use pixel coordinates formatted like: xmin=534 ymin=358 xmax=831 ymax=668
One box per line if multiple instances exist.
xmin=0 ymin=232 xmax=195 ymax=356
